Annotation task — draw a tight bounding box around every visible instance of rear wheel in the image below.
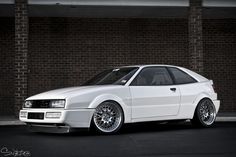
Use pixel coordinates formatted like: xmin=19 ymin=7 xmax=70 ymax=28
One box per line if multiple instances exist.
xmin=191 ymin=99 xmax=216 ymax=127
xmin=92 ymin=101 xmax=124 ymax=134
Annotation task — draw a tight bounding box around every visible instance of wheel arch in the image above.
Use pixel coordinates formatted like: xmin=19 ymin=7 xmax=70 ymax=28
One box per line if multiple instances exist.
xmin=88 ymin=94 xmax=131 ymax=123
xmin=192 ymin=93 xmax=214 ymax=119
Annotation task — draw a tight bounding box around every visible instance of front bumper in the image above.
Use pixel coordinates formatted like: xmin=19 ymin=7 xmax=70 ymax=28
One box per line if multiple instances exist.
xmin=19 ymin=108 xmax=95 ymax=132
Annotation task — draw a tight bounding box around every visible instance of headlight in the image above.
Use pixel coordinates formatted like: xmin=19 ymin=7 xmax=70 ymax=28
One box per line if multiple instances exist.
xmin=50 ymin=100 xmax=65 ymax=108
xmin=24 ymin=101 xmax=32 ymax=108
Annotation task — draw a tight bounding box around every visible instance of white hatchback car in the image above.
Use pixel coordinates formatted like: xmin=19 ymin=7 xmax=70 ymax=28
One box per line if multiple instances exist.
xmin=19 ymin=65 xmax=220 ymax=134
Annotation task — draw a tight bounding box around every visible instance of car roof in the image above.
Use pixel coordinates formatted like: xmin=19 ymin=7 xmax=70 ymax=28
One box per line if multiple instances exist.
xmin=118 ymin=64 xmax=179 ymax=68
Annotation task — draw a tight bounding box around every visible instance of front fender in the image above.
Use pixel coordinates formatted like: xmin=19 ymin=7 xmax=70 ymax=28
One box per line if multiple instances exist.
xmin=88 ymin=94 xmax=132 ymax=123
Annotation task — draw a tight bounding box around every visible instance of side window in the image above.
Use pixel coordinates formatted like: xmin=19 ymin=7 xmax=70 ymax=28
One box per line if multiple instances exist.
xmin=168 ymin=67 xmax=197 ymax=84
xmin=131 ymin=67 xmax=173 ymax=86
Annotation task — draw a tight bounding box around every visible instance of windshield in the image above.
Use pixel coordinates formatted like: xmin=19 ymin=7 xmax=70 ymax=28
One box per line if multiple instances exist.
xmin=82 ymin=67 xmax=139 ymax=86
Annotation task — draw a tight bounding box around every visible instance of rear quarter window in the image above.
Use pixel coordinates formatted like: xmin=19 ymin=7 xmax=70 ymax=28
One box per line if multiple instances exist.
xmin=168 ymin=67 xmax=197 ymax=84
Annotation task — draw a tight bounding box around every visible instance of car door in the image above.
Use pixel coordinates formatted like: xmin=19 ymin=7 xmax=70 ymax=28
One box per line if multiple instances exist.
xmin=129 ymin=67 xmax=181 ymax=119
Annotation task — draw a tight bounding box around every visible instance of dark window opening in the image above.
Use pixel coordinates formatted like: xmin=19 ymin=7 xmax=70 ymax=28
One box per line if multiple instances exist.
xmin=168 ymin=67 xmax=197 ymax=84
xmin=82 ymin=67 xmax=139 ymax=86
xmin=131 ymin=67 xmax=173 ymax=86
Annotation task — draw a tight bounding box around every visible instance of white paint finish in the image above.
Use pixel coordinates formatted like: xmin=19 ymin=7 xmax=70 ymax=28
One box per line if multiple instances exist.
xmin=28 ymin=0 xmax=189 ymax=6
xmin=130 ymin=86 xmax=180 ymax=119
xmin=176 ymin=82 xmax=211 ymax=119
xmin=66 ymin=86 xmax=133 ymax=123
xmin=19 ymin=108 xmax=94 ymax=127
xmin=20 ymin=64 xmax=220 ymax=130
xmin=213 ymin=100 xmax=220 ymax=113
xmin=26 ymin=86 xmax=103 ymax=100
xmin=178 ymin=83 xmax=207 ymax=107
xmin=26 ymin=85 xmax=133 ymax=123
xmin=63 ymin=109 xmax=94 ymax=127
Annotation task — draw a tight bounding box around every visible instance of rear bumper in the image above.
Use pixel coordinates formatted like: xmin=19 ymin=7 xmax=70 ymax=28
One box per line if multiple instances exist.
xmin=19 ymin=108 xmax=95 ymax=132
xmin=213 ymin=100 xmax=220 ymax=114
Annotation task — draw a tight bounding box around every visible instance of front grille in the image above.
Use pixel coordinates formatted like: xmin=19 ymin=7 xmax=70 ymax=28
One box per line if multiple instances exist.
xmin=31 ymin=100 xmax=51 ymax=108
xmin=28 ymin=112 xmax=44 ymax=120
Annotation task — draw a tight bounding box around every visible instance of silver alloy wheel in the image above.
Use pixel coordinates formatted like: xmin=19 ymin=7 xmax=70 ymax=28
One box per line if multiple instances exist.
xmin=93 ymin=102 xmax=123 ymax=133
xmin=198 ymin=99 xmax=216 ymax=125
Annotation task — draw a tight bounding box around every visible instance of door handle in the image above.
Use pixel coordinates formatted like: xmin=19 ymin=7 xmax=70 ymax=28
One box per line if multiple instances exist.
xmin=170 ymin=88 xmax=176 ymax=92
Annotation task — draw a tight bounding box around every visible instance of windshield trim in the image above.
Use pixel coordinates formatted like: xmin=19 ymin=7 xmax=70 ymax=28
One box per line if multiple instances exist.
xmin=124 ymin=67 xmax=142 ymax=86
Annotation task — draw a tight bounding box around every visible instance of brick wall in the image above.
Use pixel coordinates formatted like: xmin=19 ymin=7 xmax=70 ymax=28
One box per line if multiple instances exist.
xmin=1 ymin=17 xmax=236 ymax=115
xmin=0 ymin=18 xmax=15 ymax=116
xmin=14 ymin=0 xmax=28 ymax=116
xmin=28 ymin=18 xmax=189 ymax=95
xmin=189 ymin=0 xmax=204 ymax=74
xmin=203 ymin=19 xmax=236 ymax=112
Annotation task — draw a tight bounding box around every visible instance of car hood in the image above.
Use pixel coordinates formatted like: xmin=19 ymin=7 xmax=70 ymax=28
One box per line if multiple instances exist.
xmin=26 ymin=85 xmax=121 ymax=100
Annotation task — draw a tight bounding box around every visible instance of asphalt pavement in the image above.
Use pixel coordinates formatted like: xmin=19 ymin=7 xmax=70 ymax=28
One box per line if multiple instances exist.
xmin=0 ymin=122 xmax=236 ymax=157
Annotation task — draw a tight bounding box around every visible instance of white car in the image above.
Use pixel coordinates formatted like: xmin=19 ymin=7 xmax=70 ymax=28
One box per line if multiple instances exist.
xmin=19 ymin=65 xmax=220 ymax=134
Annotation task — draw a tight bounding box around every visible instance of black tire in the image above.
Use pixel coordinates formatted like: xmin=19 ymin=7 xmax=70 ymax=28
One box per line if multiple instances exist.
xmin=91 ymin=101 xmax=124 ymax=134
xmin=191 ymin=99 xmax=216 ymax=127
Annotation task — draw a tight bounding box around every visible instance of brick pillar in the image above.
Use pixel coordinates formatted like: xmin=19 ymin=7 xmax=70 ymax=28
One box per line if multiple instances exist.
xmin=15 ymin=0 xmax=28 ymax=117
xmin=188 ymin=0 xmax=203 ymax=74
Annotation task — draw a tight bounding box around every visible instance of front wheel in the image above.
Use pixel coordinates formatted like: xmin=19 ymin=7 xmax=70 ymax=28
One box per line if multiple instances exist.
xmin=191 ymin=99 xmax=216 ymax=127
xmin=92 ymin=101 xmax=124 ymax=134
